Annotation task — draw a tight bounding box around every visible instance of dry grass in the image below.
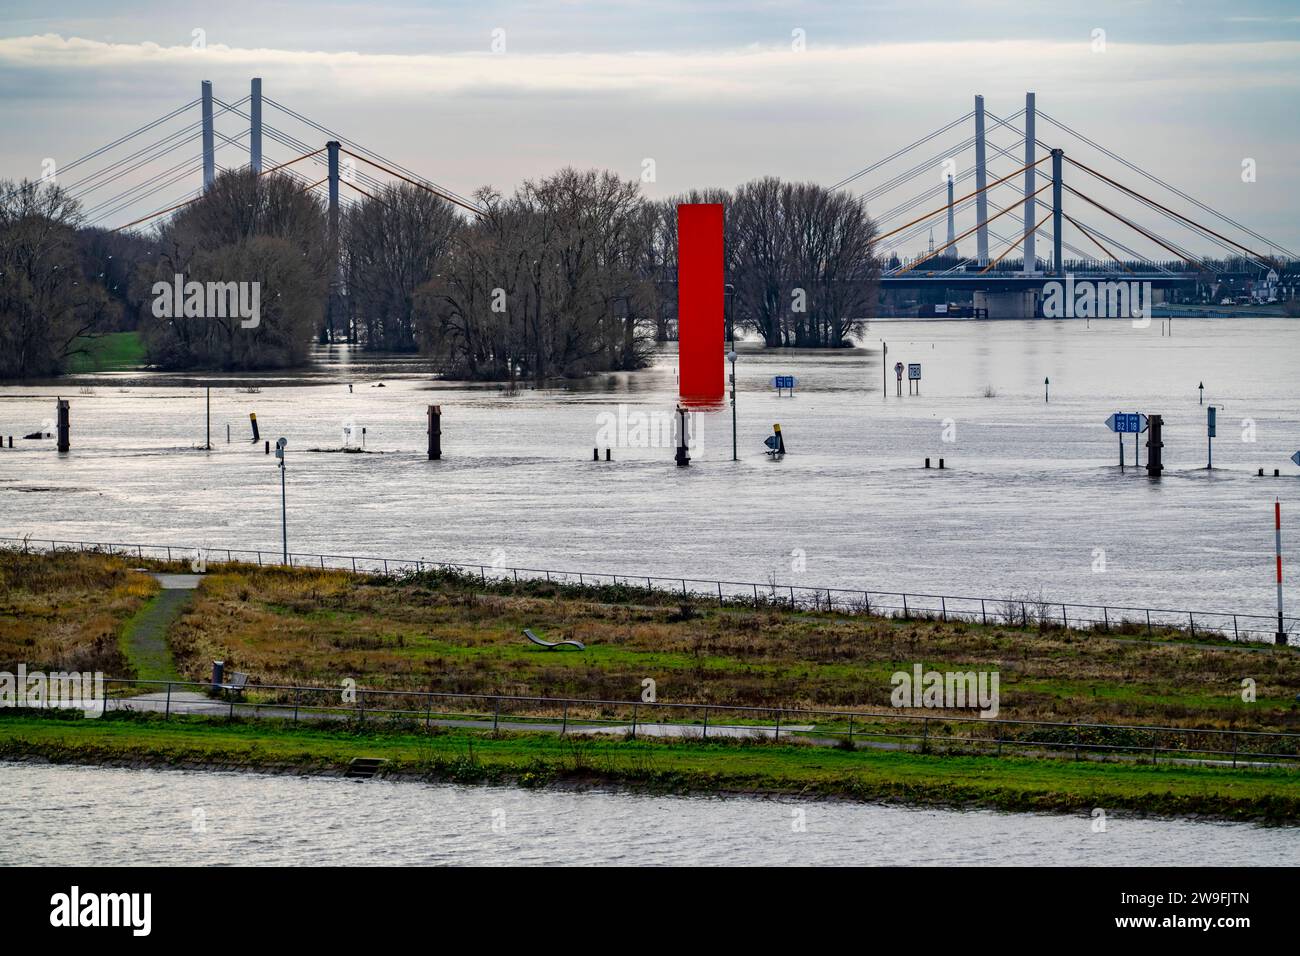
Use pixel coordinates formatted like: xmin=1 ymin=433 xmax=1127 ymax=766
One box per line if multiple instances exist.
xmin=154 ymin=563 xmax=1300 ymax=733
xmin=0 ymin=549 xmax=157 ymax=674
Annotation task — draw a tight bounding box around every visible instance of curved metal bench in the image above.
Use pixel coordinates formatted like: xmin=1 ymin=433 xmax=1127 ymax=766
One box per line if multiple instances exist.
xmin=523 ymin=628 xmax=585 ymax=651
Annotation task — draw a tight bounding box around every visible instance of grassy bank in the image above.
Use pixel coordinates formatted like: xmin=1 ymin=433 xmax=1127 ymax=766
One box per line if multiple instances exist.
xmin=2 ymin=710 xmax=1297 ymax=822
xmin=156 ymin=563 xmax=1300 ymax=732
xmin=0 ymin=549 xmax=157 ymax=675
xmin=64 ymin=331 xmax=147 ymax=373
xmin=5 ymin=549 xmax=1299 ymax=731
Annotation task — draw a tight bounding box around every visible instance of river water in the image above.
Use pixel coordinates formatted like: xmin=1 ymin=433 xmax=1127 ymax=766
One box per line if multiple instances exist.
xmin=1 ymin=318 xmax=1298 ymax=619
xmin=1 ymin=761 xmax=1294 ymax=865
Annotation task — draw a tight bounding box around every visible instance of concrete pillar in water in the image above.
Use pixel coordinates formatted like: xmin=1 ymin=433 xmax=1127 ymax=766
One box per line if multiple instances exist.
xmin=1146 ymin=415 xmax=1164 ymax=477
xmin=427 ymin=405 xmax=442 ymax=460
xmin=56 ymin=399 xmax=69 ymax=452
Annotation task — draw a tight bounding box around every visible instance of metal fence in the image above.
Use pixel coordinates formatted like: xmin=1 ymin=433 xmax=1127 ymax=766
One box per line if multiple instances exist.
xmin=74 ymin=678 xmax=1300 ymax=769
xmin=5 ymin=534 xmax=1296 ymax=646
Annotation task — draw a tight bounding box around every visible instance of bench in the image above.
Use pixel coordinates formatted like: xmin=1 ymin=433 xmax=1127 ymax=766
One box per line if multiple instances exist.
xmin=523 ymin=628 xmax=585 ymax=651
xmin=218 ymin=672 xmax=250 ymax=694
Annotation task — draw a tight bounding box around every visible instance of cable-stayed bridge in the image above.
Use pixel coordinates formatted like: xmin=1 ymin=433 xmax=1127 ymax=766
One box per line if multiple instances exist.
xmin=22 ymin=81 xmax=1294 ymax=318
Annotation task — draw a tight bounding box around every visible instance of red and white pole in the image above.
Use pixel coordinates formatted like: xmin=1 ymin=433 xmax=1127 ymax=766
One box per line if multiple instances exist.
xmin=1277 ymin=499 xmax=1286 ymax=645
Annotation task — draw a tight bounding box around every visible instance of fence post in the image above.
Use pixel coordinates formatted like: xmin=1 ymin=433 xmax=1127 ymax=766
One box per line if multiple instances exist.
xmin=1021 ymin=602 xmax=1027 ymax=626
xmin=165 ymin=682 xmax=172 ymax=719
xmin=294 ymin=687 xmax=301 ymax=723
xmin=847 ymin=714 xmax=854 ymax=746
xmin=358 ymin=691 xmax=365 ymax=724
xmin=941 ymin=597 xmax=947 ymax=622
xmin=902 ymin=594 xmax=909 ymax=619
xmin=1151 ymin=729 xmax=1158 ymax=764
xmin=228 ymin=694 xmax=235 ymax=720
xmin=922 ymin=717 xmax=929 ymax=752
xmin=492 ymin=696 xmax=500 ymax=734
xmin=1074 ymin=723 xmax=1080 ymax=761
xmin=865 ymin=592 xmax=871 ymax=615
xmin=1189 ymin=612 xmax=1195 ymax=638
xmin=773 ymin=709 xmax=781 ymax=742
xmin=630 ymin=703 xmax=638 ymax=740
xmin=1103 ymin=607 xmax=1109 ymax=633
xmin=1231 ymin=731 xmax=1238 ymax=769
xmin=1062 ymin=604 xmax=1068 ymax=628
xmin=980 ymin=599 xmax=986 ymax=625
xmin=717 ymin=581 xmax=723 ymax=605
xmin=1232 ymin=615 xmax=1239 ymax=641
xmin=1146 ymin=609 xmax=1152 ymax=639
xmin=561 ymin=702 xmax=568 ymax=736
xmin=702 ymin=706 xmax=709 ymax=739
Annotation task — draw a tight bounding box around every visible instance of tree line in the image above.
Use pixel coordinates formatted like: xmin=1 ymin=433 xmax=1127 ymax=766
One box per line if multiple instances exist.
xmin=0 ymin=167 xmax=880 ymax=380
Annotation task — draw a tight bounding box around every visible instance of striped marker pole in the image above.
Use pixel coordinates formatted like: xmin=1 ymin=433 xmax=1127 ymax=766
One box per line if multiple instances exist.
xmin=1277 ymin=499 xmax=1286 ymax=646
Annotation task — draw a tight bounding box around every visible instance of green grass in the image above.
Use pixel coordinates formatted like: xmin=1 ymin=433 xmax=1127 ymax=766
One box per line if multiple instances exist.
xmin=64 ymin=331 xmax=146 ymax=373
xmin=2 ymin=710 xmax=1298 ymax=822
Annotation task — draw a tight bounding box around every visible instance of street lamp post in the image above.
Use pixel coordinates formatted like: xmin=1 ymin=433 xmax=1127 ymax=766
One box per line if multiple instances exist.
xmin=728 ymin=350 xmax=738 ymax=461
xmin=275 ymin=438 xmax=288 ymax=563
xmin=724 ymin=283 xmax=736 ymax=347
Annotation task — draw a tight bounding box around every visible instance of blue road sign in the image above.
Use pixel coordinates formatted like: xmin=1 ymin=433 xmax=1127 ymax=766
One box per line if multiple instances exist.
xmin=1105 ymin=413 xmax=1149 ymax=434
xmin=1292 ymin=451 xmax=1300 ymax=467
xmin=770 ymin=375 xmax=798 ymax=391
xmin=907 ymin=363 xmax=921 ymax=381
xmin=764 ymin=435 xmax=781 ymax=450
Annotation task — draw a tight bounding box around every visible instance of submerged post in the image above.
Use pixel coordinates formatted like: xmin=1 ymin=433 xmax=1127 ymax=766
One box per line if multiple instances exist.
xmin=1146 ymin=414 xmax=1164 ymax=477
xmin=1277 ymin=499 xmax=1286 ymax=645
xmin=56 ymin=399 xmax=69 ymax=452
xmin=427 ymin=405 xmax=441 ymax=460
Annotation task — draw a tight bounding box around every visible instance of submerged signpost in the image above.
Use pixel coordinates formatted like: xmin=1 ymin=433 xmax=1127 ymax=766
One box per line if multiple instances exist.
xmin=1105 ymin=412 xmax=1148 ymax=471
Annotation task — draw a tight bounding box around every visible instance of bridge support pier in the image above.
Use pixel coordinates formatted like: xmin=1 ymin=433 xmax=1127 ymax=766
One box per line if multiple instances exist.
xmin=201 ymin=80 xmax=215 ymax=190
xmin=326 ymin=140 xmax=341 ymax=343
xmin=1022 ymin=91 xmax=1037 ymax=273
xmin=974 ymin=290 xmax=1039 ymax=319
xmin=1051 ymin=148 xmax=1063 ymax=275
xmin=250 ymin=78 xmax=263 ymax=174
xmin=974 ymin=94 xmax=989 ymax=266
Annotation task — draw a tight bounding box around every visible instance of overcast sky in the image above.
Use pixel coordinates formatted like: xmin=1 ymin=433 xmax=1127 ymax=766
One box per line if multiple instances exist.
xmin=2 ymin=0 xmax=1297 ymax=257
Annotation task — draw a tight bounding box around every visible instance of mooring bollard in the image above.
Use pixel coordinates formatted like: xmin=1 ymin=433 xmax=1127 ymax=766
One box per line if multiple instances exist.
xmin=264 ymin=440 xmax=269 ymax=454
xmin=925 ymin=457 xmax=931 ymax=468
xmin=939 ymin=458 xmax=945 ymax=469
xmin=593 ymin=447 xmax=599 ymax=461
xmin=427 ymin=405 xmax=442 ymax=460
xmin=249 ymin=412 xmax=260 ymax=442
xmin=56 ymin=399 xmax=70 ymax=452
xmin=605 ymin=448 xmax=611 ymax=461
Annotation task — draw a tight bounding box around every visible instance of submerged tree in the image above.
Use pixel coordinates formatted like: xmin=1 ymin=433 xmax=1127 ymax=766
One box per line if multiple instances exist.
xmin=415 ymin=168 xmax=658 ymax=381
xmin=0 ymin=180 xmax=118 ymax=379
xmin=138 ymin=169 xmax=329 ymax=370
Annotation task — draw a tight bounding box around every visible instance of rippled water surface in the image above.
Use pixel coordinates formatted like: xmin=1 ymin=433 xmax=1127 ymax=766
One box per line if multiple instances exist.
xmin=1 ymin=318 xmax=1298 ymax=620
xmin=1 ymin=762 xmax=1296 ymax=866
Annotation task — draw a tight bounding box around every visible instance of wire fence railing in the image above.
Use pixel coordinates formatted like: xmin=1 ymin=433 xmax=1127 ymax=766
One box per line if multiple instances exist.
xmin=37 ymin=678 xmax=1300 ymax=769
xmin=5 ymin=534 xmax=1296 ymax=646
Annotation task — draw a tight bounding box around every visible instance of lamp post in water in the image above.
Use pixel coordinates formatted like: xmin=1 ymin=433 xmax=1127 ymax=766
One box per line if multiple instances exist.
xmin=275 ymin=438 xmax=288 ymax=563
xmin=728 ymin=350 xmax=738 ymax=461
